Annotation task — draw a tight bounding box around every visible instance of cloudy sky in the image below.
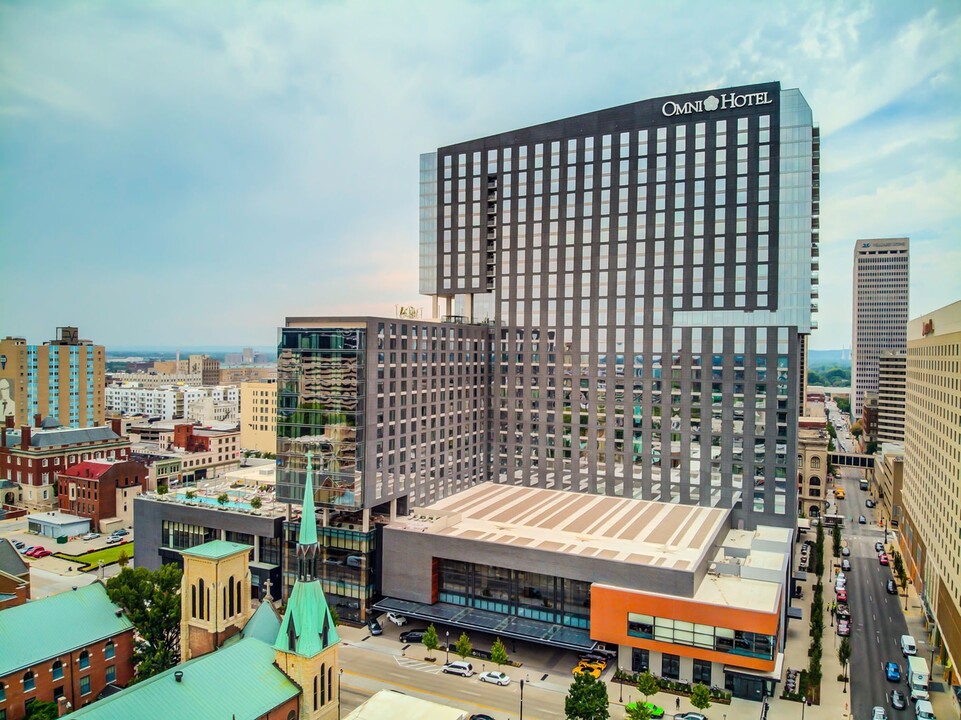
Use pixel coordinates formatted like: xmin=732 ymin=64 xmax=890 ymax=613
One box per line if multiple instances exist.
xmin=1 ymin=1 xmax=959 ymax=349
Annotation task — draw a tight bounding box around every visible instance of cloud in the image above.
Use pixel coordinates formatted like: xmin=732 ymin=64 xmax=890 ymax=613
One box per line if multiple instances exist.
xmin=0 ymin=0 xmax=959 ymax=347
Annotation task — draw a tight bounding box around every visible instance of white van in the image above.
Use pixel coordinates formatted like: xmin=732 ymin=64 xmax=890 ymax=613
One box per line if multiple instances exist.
xmin=443 ymin=661 xmax=474 ymax=677
xmin=901 ymin=634 xmax=917 ymax=656
xmin=914 ymin=699 xmax=935 ymax=719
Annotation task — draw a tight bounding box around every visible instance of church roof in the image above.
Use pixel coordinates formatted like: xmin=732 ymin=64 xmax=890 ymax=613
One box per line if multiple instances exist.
xmin=65 ymin=638 xmax=298 ymax=720
xmin=240 ymin=600 xmax=282 ymax=645
xmin=179 ymin=540 xmax=250 ymax=560
xmin=274 ymin=573 xmax=340 ymax=657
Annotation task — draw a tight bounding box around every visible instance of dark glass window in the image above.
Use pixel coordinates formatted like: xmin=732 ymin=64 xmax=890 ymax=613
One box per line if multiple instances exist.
xmin=661 ymin=653 xmax=680 ymax=680
xmin=693 ymin=658 xmax=712 ymax=685
xmin=631 ymin=647 xmax=650 ymax=673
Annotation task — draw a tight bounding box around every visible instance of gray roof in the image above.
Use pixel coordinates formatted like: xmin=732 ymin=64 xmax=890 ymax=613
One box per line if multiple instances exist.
xmin=29 ymin=426 xmax=121 ymax=448
xmin=0 ymin=539 xmax=28 ymax=577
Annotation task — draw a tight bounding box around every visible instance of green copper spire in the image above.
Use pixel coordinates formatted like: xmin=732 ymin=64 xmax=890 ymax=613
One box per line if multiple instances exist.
xmin=298 ymin=451 xmax=319 ymax=546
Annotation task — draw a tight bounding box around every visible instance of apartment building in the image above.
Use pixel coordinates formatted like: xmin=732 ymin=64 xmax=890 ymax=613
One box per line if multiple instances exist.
xmin=239 ymin=379 xmax=277 ymax=454
xmin=0 ymin=327 xmax=105 ymax=429
xmin=877 ymin=349 xmax=907 ymax=443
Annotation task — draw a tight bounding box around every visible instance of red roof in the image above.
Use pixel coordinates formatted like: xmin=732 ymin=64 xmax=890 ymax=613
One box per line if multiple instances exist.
xmin=62 ymin=461 xmax=113 ymax=480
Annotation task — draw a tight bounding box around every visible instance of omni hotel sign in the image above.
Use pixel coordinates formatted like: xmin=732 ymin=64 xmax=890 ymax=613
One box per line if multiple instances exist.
xmin=662 ymin=91 xmax=774 ymax=117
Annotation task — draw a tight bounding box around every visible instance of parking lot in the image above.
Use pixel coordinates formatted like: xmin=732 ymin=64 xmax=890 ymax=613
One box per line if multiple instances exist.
xmin=1 ymin=519 xmax=134 ymax=581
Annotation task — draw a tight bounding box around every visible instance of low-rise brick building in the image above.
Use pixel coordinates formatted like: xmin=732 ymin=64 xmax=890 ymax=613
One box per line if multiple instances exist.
xmin=0 ymin=582 xmax=135 ymax=719
xmin=57 ymin=460 xmax=147 ymax=533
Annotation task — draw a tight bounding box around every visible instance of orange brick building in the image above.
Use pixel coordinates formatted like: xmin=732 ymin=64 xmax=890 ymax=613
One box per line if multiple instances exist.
xmin=57 ymin=460 xmax=147 ymax=532
xmin=0 ymin=583 xmax=135 ymax=720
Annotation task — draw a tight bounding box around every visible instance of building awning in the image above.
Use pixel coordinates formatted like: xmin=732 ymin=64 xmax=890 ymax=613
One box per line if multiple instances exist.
xmin=724 ymin=652 xmax=784 ymax=681
xmin=373 ymin=597 xmax=594 ymax=651
xmin=787 ymin=607 xmax=803 ymax=620
xmin=793 ymin=571 xmax=808 ymax=581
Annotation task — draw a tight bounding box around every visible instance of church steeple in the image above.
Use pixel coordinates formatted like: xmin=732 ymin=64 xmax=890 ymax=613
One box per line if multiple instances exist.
xmin=275 ymin=451 xmax=341 ymax=720
xmin=297 ymin=452 xmax=320 ymax=582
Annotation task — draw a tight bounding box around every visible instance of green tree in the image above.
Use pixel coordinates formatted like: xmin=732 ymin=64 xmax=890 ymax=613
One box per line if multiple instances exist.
xmin=250 ymin=496 xmax=263 ymax=510
xmin=455 ymin=631 xmax=473 ymax=660
xmin=106 ymin=564 xmax=182 ymax=681
xmin=690 ymin=683 xmax=712 ymax=711
xmin=217 ymin=492 xmax=229 ymax=507
xmin=838 ymin=637 xmax=851 ymax=681
xmin=422 ymin=623 xmax=439 ymax=660
xmin=25 ymin=701 xmax=59 ymax=720
xmin=636 ymin=671 xmax=659 ymax=702
xmin=564 ymin=671 xmax=610 ymax=720
xmin=490 ymin=637 xmax=509 ymax=668
xmin=892 ymin=551 xmax=909 ymax=610
xmin=185 ymin=490 xmax=196 ymax=500
xmin=832 ymin=524 xmax=842 ymax=559
xmin=626 ymin=702 xmax=653 ymax=720
xmin=156 ymin=484 xmax=168 ymax=497
xmin=117 ymin=548 xmax=130 ymax=568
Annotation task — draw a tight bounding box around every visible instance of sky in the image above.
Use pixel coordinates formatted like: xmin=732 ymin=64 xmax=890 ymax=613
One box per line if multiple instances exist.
xmin=1 ymin=1 xmax=959 ymax=350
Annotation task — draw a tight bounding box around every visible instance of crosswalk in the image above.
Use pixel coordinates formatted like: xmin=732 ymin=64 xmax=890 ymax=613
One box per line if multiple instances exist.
xmin=395 ymin=655 xmax=445 ymax=674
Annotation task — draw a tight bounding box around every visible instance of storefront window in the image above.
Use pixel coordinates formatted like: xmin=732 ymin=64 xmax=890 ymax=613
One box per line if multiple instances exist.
xmin=631 ymin=648 xmax=650 ymax=673
xmin=661 ymin=653 xmax=680 ymax=680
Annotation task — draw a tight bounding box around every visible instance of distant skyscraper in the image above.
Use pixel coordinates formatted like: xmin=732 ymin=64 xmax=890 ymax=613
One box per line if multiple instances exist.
xmin=852 ymin=237 xmax=909 ymax=418
xmin=419 ymin=81 xmax=819 ymax=529
xmin=877 ymin=349 xmax=906 ymax=443
xmin=0 ymin=326 xmax=105 ymax=429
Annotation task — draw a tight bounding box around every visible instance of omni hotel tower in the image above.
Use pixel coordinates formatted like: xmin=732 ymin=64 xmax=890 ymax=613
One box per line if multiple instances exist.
xmin=419 ymin=81 xmax=819 ymax=529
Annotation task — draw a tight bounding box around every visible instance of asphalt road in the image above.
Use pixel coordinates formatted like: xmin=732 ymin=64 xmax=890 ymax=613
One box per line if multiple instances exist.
xmin=836 ymin=468 xmax=910 ymax=719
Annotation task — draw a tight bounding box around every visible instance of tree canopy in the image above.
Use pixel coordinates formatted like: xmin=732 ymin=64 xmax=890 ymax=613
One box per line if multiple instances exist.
xmin=105 ymin=564 xmax=182 ymax=682
xmin=565 ymin=671 xmax=609 ymax=720
xmin=490 ymin=637 xmax=509 ymax=668
xmin=455 ymin=631 xmax=473 ymax=660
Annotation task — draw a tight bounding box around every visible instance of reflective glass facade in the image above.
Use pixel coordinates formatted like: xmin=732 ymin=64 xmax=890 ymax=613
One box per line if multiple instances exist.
xmin=420 ymin=82 xmax=818 ymax=528
xmin=438 ymin=558 xmax=591 ymax=629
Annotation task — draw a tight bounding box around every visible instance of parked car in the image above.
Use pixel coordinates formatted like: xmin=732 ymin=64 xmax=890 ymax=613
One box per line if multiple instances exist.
xmin=866 ymin=499 xmax=876 ymax=508
xmin=837 ymin=620 xmax=851 ymax=637
xmin=858 ymin=515 xmax=867 ymax=524
xmin=572 ymin=664 xmax=601 ymax=678
xmin=25 ymin=546 xmax=47 ymax=557
xmin=105 ymin=536 xmax=123 ymax=545
xmin=841 ymin=546 xmax=851 ymax=556
xmin=386 ymin=612 xmax=408 ymax=626
xmin=576 ymin=659 xmax=606 ymax=672
xmin=890 ymin=689 xmax=907 ymax=710
xmin=399 ymin=629 xmax=425 ymax=644
xmin=11 ymin=540 xmax=25 ymax=551
xmin=82 ymin=533 xmax=101 ymax=541
xmin=677 ymin=714 xmax=708 ymax=720
xmin=900 ymin=635 xmax=917 ymax=656
xmin=886 ymin=579 xmax=898 ymax=595
xmin=875 ymin=542 xmax=885 ymax=552
xmin=22 ymin=546 xmax=36 ymax=555
xmin=836 ymin=589 xmax=848 ymax=603
xmin=879 ymin=553 xmax=889 ymax=566
xmin=842 ymin=559 xmax=852 ymax=571
xmin=625 ymin=701 xmax=665 ymax=719
xmin=800 ymin=544 xmax=809 ymax=555
xmin=835 ymin=604 xmax=851 ymax=621
xmin=469 ymin=715 xmax=496 ymax=720
xmin=111 ymin=528 xmax=130 ymax=537
xmin=478 ymin=671 xmax=510 ymax=686
xmin=367 ymin=618 xmax=383 ymax=636
xmin=443 ymin=661 xmax=474 ymax=677
xmin=33 ymin=548 xmax=53 ymax=558
xmin=885 ymin=662 xmax=901 ymax=682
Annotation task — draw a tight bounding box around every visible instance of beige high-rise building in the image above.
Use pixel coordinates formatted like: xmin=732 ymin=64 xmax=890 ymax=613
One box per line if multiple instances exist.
xmin=797 ymin=397 xmax=830 ymax=520
xmin=901 ymin=300 xmax=961 ymax=688
xmin=240 ymin=379 xmax=277 ymax=454
xmin=0 ymin=326 xmax=105 ymax=428
xmin=852 ymin=237 xmax=909 ymax=418
xmin=877 ymin=349 xmax=907 ymax=443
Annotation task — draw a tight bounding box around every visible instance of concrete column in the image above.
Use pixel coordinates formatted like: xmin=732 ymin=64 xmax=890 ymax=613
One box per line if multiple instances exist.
xmin=389 ymin=498 xmax=397 ymax=521
xmin=362 ymin=508 xmax=370 ymax=533
xmin=253 ymin=534 xmax=260 ymax=559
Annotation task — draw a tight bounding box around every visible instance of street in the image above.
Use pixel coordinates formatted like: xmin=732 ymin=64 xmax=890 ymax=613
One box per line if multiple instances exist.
xmin=835 ymin=466 xmax=910 ymax=719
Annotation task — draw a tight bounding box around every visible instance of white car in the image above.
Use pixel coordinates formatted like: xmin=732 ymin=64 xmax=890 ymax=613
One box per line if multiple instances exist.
xmin=386 ymin=612 xmax=408 ymax=626
xmin=82 ymin=533 xmax=100 ymax=541
xmin=443 ymin=661 xmax=474 ymax=677
xmin=871 ymin=706 xmax=887 ymax=720
xmin=478 ymin=671 xmax=510 ymax=686
xmin=105 ymin=536 xmax=123 ymax=545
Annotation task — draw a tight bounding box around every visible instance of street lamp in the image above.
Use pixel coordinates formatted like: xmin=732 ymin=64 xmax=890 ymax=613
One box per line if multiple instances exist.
xmin=338 ymin=669 xmax=343 ymax=720
xmin=445 ymin=631 xmax=450 ymax=664
xmin=519 ymin=678 xmax=524 ymax=720
xmin=801 ymin=696 xmax=806 ymax=720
